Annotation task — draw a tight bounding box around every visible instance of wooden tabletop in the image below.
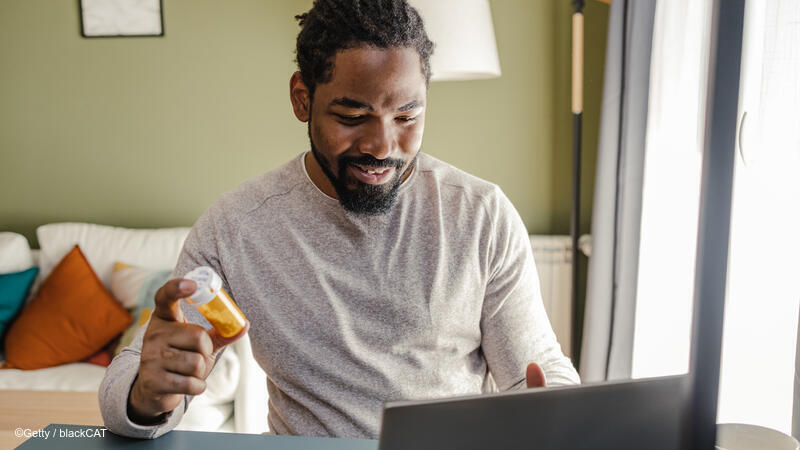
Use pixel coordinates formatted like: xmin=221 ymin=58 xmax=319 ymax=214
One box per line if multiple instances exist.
xmin=0 ymin=390 xmax=102 ymax=449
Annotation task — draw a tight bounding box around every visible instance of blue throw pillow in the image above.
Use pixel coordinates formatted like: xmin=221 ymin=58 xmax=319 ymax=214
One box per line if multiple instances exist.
xmin=0 ymin=267 xmax=39 ymax=343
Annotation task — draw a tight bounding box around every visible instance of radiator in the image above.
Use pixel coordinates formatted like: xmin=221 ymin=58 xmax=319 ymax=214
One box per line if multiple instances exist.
xmin=529 ymin=234 xmax=591 ymax=359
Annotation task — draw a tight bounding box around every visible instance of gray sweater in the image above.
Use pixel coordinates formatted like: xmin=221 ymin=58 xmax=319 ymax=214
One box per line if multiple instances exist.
xmin=99 ymin=152 xmax=580 ymax=439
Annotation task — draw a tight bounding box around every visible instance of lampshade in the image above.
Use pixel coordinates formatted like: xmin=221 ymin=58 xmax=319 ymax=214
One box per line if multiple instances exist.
xmin=408 ymin=0 xmax=502 ymax=81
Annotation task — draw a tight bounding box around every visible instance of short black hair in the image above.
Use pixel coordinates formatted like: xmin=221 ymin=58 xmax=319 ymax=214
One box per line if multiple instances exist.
xmin=295 ymin=0 xmax=434 ymax=98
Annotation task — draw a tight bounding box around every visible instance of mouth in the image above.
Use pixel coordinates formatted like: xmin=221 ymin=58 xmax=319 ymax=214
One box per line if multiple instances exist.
xmin=349 ymin=163 xmax=395 ymax=185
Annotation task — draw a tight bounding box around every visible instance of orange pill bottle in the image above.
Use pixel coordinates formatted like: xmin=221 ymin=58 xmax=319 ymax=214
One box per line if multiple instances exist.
xmin=183 ymin=266 xmax=246 ymax=338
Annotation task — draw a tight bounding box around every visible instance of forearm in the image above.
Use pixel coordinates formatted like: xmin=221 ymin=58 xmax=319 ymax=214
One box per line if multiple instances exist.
xmin=481 ymin=189 xmax=581 ymax=390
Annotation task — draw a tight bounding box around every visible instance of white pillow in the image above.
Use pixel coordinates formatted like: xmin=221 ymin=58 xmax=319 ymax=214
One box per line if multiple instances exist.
xmin=0 ymin=232 xmax=34 ymax=274
xmin=36 ymin=223 xmax=191 ymax=290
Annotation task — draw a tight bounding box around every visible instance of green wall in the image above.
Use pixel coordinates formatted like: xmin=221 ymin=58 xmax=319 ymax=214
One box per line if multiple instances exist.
xmin=0 ymin=0 xmax=608 ymax=247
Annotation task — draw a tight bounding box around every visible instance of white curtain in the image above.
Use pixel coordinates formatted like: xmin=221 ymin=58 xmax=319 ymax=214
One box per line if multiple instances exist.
xmin=580 ymin=0 xmax=657 ymax=383
xmin=718 ymin=0 xmax=800 ymax=435
xmin=632 ymin=0 xmax=712 ymax=379
xmin=632 ymin=0 xmax=800 ymax=436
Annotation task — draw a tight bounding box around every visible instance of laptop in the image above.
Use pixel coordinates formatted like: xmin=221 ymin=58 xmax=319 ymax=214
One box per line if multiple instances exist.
xmin=377 ymin=375 xmax=685 ymax=450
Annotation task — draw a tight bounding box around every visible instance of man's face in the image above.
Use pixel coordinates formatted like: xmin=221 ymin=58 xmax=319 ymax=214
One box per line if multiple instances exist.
xmin=291 ymin=46 xmax=427 ymax=215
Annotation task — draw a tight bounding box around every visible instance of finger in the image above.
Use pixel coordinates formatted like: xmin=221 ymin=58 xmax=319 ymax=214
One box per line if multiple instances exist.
xmin=209 ymin=319 xmax=250 ymax=355
xmin=149 ymin=372 xmax=206 ymax=396
xmin=526 ymin=362 xmax=547 ymax=388
xmin=153 ymin=279 xmax=196 ymax=322
xmin=166 ymin=323 xmax=213 ymax=356
xmin=129 ymin=379 xmax=183 ymax=420
xmin=158 ymin=347 xmax=207 ymax=379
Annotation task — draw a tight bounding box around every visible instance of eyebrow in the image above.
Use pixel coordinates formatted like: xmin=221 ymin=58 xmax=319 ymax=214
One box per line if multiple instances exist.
xmin=330 ymin=97 xmax=423 ymax=113
xmin=397 ymin=100 xmax=423 ymax=112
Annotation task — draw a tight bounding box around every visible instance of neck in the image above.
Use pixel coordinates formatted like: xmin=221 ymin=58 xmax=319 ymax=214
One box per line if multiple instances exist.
xmin=304 ymin=151 xmax=339 ymax=199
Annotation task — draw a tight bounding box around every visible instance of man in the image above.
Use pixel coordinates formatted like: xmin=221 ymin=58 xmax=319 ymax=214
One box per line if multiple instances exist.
xmin=100 ymin=0 xmax=579 ymax=440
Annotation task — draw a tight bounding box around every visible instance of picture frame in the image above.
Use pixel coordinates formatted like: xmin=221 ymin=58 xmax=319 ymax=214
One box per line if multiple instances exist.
xmin=79 ymin=0 xmax=164 ymax=38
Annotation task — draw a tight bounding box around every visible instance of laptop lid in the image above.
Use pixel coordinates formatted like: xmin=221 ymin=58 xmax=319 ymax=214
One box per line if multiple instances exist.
xmin=378 ymin=374 xmax=684 ymax=450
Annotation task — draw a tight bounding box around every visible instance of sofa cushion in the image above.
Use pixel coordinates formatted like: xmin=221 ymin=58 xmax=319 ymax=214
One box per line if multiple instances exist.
xmin=36 ymin=223 xmax=190 ymax=291
xmin=0 ymin=361 xmax=107 ymax=391
xmin=0 ymin=232 xmax=34 ymax=274
xmin=3 ymin=245 xmax=133 ymax=370
xmin=110 ymin=261 xmax=172 ymax=310
xmin=0 ymin=267 xmax=39 ymax=342
xmin=110 ymin=262 xmax=171 ymax=356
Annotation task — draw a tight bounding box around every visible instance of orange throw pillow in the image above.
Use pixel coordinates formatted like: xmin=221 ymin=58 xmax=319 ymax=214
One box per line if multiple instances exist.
xmin=3 ymin=245 xmax=133 ymax=370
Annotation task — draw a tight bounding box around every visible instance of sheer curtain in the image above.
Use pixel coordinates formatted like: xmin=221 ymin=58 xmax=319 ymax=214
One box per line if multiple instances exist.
xmin=580 ymin=0 xmax=657 ymax=383
xmin=632 ymin=0 xmax=800 ymax=436
xmin=631 ymin=0 xmax=712 ymax=380
xmin=718 ymin=0 xmax=800 ymax=434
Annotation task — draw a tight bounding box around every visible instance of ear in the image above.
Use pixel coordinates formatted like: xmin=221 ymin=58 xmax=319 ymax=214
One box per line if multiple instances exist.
xmin=289 ymin=71 xmax=311 ymax=122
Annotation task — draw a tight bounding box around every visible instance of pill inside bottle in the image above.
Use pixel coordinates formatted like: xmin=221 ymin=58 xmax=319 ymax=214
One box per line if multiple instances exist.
xmin=183 ymin=266 xmax=247 ymax=338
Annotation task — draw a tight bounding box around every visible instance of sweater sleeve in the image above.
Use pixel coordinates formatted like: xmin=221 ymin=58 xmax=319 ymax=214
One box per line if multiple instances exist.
xmin=99 ymin=316 xmax=188 ymax=439
xmin=98 ymin=204 xmax=231 ymax=438
xmin=479 ymin=187 xmax=581 ymax=390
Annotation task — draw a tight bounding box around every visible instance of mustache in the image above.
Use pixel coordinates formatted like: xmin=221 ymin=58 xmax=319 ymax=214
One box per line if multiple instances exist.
xmin=338 ymin=154 xmax=404 ymax=170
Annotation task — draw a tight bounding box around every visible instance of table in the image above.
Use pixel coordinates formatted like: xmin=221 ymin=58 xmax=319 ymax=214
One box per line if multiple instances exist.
xmin=17 ymin=424 xmax=379 ymax=449
xmin=0 ymin=390 xmax=103 ymax=449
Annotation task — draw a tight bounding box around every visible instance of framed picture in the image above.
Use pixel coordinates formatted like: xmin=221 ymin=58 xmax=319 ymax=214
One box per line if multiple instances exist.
xmin=79 ymin=0 xmax=164 ymax=38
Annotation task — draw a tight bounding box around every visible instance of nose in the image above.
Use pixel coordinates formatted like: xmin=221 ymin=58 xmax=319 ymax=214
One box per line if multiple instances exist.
xmin=357 ymin=120 xmax=394 ymax=160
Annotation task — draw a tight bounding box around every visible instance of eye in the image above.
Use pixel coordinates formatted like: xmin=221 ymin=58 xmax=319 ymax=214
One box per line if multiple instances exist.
xmin=334 ymin=114 xmax=365 ymax=124
xmin=395 ymin=116 xmax=417 ymax=123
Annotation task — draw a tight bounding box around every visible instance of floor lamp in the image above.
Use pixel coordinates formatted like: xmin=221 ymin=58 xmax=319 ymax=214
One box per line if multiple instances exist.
xmin=571 ymin=0 xmax=610 ymax=362
xmin=571 ymin=0 xmax=585 ymax=361
xmin=407 ymin=0 xmax=501 ymax=82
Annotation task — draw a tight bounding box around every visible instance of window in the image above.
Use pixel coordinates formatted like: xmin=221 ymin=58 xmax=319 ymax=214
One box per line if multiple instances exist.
xmin=632 ymin=0 xmax=799 ymax=435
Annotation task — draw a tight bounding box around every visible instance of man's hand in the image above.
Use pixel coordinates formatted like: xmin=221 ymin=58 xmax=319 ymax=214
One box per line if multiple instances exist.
xmin=526 ymin=363 xmax=546 ymax=388
xmin=127 ymin=278 xmax=250 ymax=425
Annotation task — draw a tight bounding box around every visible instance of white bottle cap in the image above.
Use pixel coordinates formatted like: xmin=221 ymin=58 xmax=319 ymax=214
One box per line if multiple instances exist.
xmin=184 ymin=266 xmax=222 ymax=306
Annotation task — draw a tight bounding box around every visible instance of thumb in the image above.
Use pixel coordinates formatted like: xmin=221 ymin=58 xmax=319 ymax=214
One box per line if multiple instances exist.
xmin=209 ymin=319 xmax=250 ymax=355
xmin=153 ymin=279 xmax=197 ymax=323
xmin=526 ymin=362 xmax=547 ymax=388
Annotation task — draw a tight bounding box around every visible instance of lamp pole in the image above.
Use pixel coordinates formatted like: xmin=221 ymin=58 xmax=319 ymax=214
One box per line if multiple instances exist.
xmin=571 ymin=0 xmax=584 ymax=361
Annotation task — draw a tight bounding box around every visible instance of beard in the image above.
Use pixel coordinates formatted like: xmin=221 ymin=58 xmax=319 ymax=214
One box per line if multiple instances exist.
xmin=308 ymin=123 xmax=416 ymax=216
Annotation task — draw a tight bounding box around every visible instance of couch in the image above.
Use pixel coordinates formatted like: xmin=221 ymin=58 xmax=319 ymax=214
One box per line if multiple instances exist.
xmin=0 ymin=223 xmax=270 ymax=434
